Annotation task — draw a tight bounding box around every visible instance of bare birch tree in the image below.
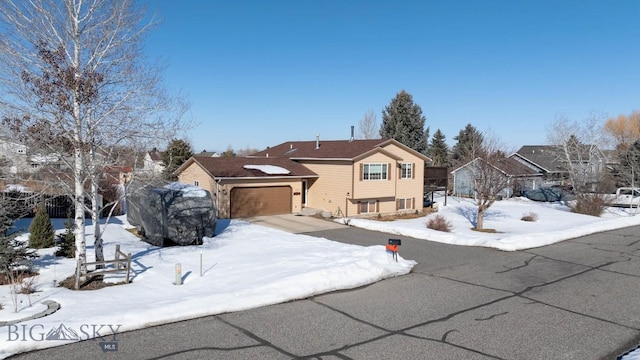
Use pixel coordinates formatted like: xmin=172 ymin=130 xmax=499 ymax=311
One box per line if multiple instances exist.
xmin=0 ymin=0 xmax=189 ymax=287
xmin=546 ymin=114 xmax=608 ymax=193
xmin=357 ymin=109 xmax=379 ymax=139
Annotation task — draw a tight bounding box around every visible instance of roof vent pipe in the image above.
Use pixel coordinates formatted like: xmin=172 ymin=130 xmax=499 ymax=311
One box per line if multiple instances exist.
xmin=350 ymin=125 xmax=354 ymax=141
xmin=316 ymin=133 xmax=320 ymax=149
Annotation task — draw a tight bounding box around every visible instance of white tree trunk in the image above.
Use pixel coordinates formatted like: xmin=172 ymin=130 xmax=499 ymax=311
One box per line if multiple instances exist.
xmin=91 ymin=167 xmax=104 ymax=267
xmin=73 ymin=147 xmax=87 ymax=288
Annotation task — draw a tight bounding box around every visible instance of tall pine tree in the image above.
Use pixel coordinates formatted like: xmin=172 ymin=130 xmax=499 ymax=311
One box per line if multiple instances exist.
xmin=428 ymin=129 xmax=449 ymax=167
xmin=162 ymin=138 xmax=194 ymax=181
xmin=379 ymin=90 xmax=429 ymax=155
xmin=451 ymin=124 xmax=484 ymax=167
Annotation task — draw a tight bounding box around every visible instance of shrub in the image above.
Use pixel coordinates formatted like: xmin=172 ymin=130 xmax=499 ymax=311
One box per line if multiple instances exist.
xmin=426 ymin=215 xmax=453 ymax=232
xmin=0 ymin=198 xmax=37 ymax=279
xmin=29 ymin=203 xmax=55 ymax=249
xmin=55 ymin=211 xmax=75 ymax=258
xmin=521 ymin=212 xmax=538 ymax=222
xmin=571 ymin=193 xmax=606 ymax=217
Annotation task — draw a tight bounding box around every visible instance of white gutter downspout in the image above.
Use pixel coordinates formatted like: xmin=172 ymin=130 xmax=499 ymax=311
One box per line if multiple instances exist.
xmin=215 ymin=178 xmax=221 ymax=218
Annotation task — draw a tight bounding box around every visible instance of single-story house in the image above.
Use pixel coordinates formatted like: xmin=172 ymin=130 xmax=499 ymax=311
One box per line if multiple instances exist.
xmin=510 ymin=145 xmax=609 ymax=189
xmin=175 ymin=137 xmax=430 ymax=219
xmin=451 ymin=156 xmax=543 ymax=199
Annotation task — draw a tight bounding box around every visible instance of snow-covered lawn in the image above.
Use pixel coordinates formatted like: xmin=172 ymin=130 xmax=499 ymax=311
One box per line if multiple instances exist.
xmin=1 ymin=195 xmax=639 ymax=358
xmin=0 ymin=216 xmax=414 ymax=358
xmin=342 ymin=195 xmax=640 ymax=251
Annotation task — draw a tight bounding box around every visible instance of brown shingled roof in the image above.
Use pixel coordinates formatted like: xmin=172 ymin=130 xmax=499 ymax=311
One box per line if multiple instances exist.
xmin=250 ymin=139 xmax=390 ymax=159
xmin=186 ymin=156 xmax=318 ymax=178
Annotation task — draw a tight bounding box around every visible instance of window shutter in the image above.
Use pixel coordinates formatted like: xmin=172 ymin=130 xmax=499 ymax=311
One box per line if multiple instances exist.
xmin=412 ymin=163 xmax=415 ymax=179
xmin=396 ymin=199 xmax=400 ymax=210
xmin=388 ymin=163 xmax=391 ymax=180
xmin=360 ymin=163 xmax=363 ymax=181
xmin=357 ymin=201 xmax=361 ymax=214
xmin=398 ymin=164 xmax=402 ymax=179
xmin=412 ymin=197 xmax=415 ymax=209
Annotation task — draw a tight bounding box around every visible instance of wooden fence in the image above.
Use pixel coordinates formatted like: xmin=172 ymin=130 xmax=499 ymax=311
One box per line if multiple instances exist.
xmin=75 ymin=245 xmax=132 ymax=288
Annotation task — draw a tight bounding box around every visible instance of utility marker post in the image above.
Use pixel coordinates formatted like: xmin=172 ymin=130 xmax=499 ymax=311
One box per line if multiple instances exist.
xmin=175 ymin=263 xmax=182 ymax=285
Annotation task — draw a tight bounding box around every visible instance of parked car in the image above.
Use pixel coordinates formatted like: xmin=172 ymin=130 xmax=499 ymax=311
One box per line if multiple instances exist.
xmin=606 ymin=187 xmax=640 ymax=208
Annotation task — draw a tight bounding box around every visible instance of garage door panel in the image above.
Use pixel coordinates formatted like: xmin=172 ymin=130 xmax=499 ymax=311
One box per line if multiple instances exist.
xmin=231 ymin=187 xmax=291 ymax=218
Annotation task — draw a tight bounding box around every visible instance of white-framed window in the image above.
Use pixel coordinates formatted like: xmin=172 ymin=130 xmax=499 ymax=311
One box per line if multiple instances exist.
xmin=194 ymin=180 xmax=199 ymax=186
xmin=363 ymin=163 xmax=388 ymax=180
xmin=30 ymin=163 xmax=39 ymax=169
xmin=17 ymin=148 xmax=25 ymax=154
xmin=401 ymin=163 xmax=413 ymax=179
xmin=397 ymin=198 xmax=413 ymax=210
xmin=359 ymin=200 xmax=377 ymax=214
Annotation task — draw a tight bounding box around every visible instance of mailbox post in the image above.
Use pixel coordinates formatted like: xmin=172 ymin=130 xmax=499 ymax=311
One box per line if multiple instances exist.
xmin=386 ymin=239 xmax=401 ymax=262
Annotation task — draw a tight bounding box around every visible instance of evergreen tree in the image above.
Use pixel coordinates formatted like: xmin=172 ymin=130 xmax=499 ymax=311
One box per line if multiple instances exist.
xmin=451 ymin=124 xmax=484 ymax=166
xmin=55 ymin=210 xmax=75 ymax=258
xmin=0 ymin=198 xmax=37 ymax=275
xmin=28 ymin=203 xmax=55 ymax=249
xmin=221 ymin=145 xmax=236 ymax=157
xmin=162 ymin=138 xmax=194 ymax=181
xmin=428 ymin=129 xmax=449 ymax=167
xmin=379 ymin=90 xmax=429 ymax=154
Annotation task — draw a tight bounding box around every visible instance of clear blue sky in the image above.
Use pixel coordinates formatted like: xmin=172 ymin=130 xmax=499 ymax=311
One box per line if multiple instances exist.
xmin=143 ymin=0 xmax=640 ymax=153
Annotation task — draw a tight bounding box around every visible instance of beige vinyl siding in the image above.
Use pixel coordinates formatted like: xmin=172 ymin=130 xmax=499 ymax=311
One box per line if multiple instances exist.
xmin=299 ymin=160 xmax=353 ymax=216
xmin=301 ymin=145 xmax=426 ymax=217
xmin=382 ymin=143 xmax=425 ymax=205
xmin=177 ymin=163 xmax=217 ymax=192
xmin=354 ymin=152 xmax=397 ymax=199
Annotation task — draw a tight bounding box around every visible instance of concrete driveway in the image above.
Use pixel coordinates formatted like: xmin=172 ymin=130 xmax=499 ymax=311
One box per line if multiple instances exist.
xmin=245 ymin=214 xmax=347 ymax=233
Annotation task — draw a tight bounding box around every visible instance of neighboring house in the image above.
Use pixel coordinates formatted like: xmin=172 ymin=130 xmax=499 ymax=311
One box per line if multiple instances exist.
xmin=101 ymin=166 xmax=133 ymax=215
xmin=0 ymin=137 xmax=69 ymax=175
xmin=142 ymin=148 xmax=165 ymax=176
xmin=175 ymin=138 xmax=430 ymax=219
xmin=198 ymin=150 xmax=221 ymax=157
xmin=0 ymin=137 xmax=29 ymax=174
xmin=451 ymin=157 xmax=543 ymax=198
xmin=510 ymin=145 xmax=608 ymax=189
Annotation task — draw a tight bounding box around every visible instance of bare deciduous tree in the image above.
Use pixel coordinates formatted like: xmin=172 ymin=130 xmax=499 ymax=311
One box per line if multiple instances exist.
xmin=0 ymin=0 xmax=190 ymax=287
xmin=546 ymin=114 xmax=608 ymax=193
xmin=463 ymin=134 xmax=515 ymax=230
xmin=604 ymin=110 xmax=640 ymax=153
xmin=357 ymin=109 xmax=379 ymax=139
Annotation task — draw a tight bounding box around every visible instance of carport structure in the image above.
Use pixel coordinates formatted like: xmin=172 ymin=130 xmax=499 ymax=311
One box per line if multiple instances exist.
xmin=175 ymin=156 xmax=318 ymax=218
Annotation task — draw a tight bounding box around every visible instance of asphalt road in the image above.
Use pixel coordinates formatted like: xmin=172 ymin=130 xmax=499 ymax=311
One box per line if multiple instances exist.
xmin=6 ymin=222 xmax=640 ymax=359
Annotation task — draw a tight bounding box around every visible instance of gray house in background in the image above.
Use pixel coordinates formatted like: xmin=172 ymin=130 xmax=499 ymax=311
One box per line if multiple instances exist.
xmin=510 ymin=145 xmax=608 ymax=189
xmin=451 ymin=157 xmax=543 ymax=199
xmin=509 ymin=146 xmax=567 ymax=187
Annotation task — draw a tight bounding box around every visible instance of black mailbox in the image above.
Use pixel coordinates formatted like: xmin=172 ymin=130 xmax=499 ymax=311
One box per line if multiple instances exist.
xmin=388 ymin=239 xmax=401 ymax=246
